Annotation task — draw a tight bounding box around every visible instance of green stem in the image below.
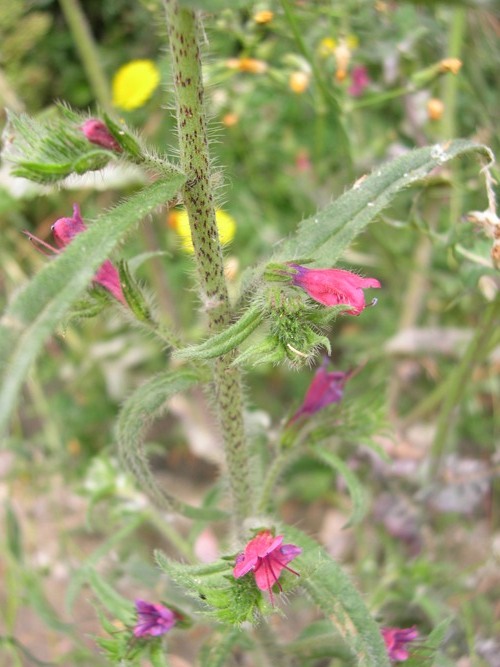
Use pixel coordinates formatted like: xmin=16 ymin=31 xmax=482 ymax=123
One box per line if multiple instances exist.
xmin=441 ymin=7 xmax=466 ymax=228
xmin=254 ymin=621 xmax=290 ymax=667
xmin=58 ymin=0 xmax=112 ymax=111
xmin=164 ymin=2 xmax=252 ymax=527
xmin=430 ymin=299 xmax=500 ymax=467
xmin=279 ymin=0 xmax=352 ymax=174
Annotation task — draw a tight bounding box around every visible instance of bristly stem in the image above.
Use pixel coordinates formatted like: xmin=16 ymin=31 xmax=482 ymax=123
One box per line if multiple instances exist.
xmin=164 ymin=1 xmax=252 ymax=526
xmin=58 ymin=0 xmax=112 ymax=111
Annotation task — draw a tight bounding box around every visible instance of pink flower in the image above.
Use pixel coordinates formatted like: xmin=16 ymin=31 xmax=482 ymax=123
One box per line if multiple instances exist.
xmin=81 ymin=118 xmax=122 ymax=152
xmin=348 ymin=65 xmax=370 ymax=97
xmin=381 ymin=626 xmax=419 ymax=662
xmin=290 ymin=264 xmax=380 ymax=315
xmin=25 ymin=204 xmax=126 ymax=304
xmin=289 ymin=360 xmax=350 ymax=423
xmin=51 ymin=204 xmax=126 ymax=304
xmin=133 ymin=599 xmax=177 ymax=638
xmin=233 ymin=531 xmax=302 ymax=602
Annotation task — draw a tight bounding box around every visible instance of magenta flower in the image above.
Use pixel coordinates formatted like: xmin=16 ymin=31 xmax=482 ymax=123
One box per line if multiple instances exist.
xmin=233 ymin=531 xmax=302 ymax=602
xmin=51 ymin=204 xmax=126 ymax=304
xmin=348 ymin=65 xmax=370 ymax=97
xmin=381 ymin=626 xmax=419 ymax=662
xmin=133 ymin=599 xmax=177 ymax=638
xmin=290 ymin=264 xmax=380 ymax=315
xmin=81 ymin=118 xmax=122 ymax=152
xmin=289 ymin=360 xmax=351 ymax=423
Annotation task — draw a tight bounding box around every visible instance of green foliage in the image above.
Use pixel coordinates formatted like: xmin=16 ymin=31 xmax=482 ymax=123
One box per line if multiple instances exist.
xmin=155 ymin=553 xmax=266 ymax=625
xmin=278 ymin=140 xmax=493 ymax=266
xmin=199 ymin=628 xmax=249 ymax=667
xmin=285 ymin=524 xmax=391 ymax=667
xmin=116 ymin=369 xmax=226 ymax=520
xmin=0 ymin=176 xmax=185 ymax=437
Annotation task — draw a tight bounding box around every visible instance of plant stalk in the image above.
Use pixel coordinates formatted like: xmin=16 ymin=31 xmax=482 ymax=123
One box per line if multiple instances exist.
xmin=164 ymin=2 xmax=252 ymax=526
xmin=430 ymin=298 xmax=499 ymax=468
xmin=58 ymin=0 xmax=112 ymax=111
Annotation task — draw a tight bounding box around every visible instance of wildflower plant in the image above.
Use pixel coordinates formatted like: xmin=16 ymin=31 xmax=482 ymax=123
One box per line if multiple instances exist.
xmin=0 ymin=1 xmax=497 ymax=666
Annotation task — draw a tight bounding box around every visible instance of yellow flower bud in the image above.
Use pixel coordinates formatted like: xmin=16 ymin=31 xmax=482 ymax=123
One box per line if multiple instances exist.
xmin=254 ymin=10 xmax=273 ymax=24
xmin=226 ymin=57 xmax=268 ymax=74
xmin=427 ymin=98 xmax=445 ymax=121
xmin=439 ymin=58 xmax=462 ymax=75
xmin=289 ymin=71 xmax=310 ymax=94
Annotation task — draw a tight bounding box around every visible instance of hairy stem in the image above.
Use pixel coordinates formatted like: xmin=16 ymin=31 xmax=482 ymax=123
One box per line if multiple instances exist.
xmin=58 ymin=0 xmax=112 ymax=111
xmin=254 ymin=620 xmax=290 ymax=667
xmin=164 ymin=2 xmax=252 ymax=525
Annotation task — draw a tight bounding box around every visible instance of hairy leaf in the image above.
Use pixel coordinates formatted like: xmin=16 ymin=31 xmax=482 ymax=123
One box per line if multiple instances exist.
xmin=312 ymin=447 xmax=369 ymax=527
xmin=283 ymin=525 xmax=391 ymax=667
xmin=0 ymin=176 xmax=185 ymax=436
xmin=117 ymin=370 xmax=226 ymax=521
xmin=277 ymin=140 xmax=492 ymax=266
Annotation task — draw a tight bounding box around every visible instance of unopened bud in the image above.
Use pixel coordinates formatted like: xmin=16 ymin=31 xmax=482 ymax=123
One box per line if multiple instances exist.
xmin=427 ymin=98 xmax=444 ymax=121
xmin=81 ymin=119 xmax=122 ymax=152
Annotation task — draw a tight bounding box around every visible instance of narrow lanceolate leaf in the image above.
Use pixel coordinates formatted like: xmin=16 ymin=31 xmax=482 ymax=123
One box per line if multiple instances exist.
xmin=87 ymin=569 xmax=135 ymax=624
xmin=117 ymin=370 xmax=226 ymax=521
xmin=276 ymin=140 xmax=493 ymax=266
xmin=199 ymin=628 xmax=247 ymax=667
xmin=174 ymin=305 xmax=264 ymax=361
xmin=282 ymin=525 xmax=391 ymax=667
xmin=312 ymin=447 xmax=368 ymax=527
xmin=0 ymin=176 xmax=185 ymax=437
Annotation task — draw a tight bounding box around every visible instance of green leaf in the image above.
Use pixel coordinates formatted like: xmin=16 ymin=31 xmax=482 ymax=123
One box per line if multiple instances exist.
xmin=283 ymin=525 xmax=391 ymax=667
xmin=66 ymin=514 xmax=146 ymax=612
xmin=312 ymin=447 xmax=369 ymax=527
xmin=174 ymin=305 xmax=264 ymax=361
xmin=155 ymin=552 xmax=263 ymax=625
xmin=87 ymin=569 xmax=135 ymax=624
xmin=277 ymin=140 xmax=492 ymax=266
xmin=199 ymin=628 xmax=247 ymax=667
xmin=0 ymin=176 xmax=185 ymax=437
xmin=116 ymin=370 xmax=227 ymax=521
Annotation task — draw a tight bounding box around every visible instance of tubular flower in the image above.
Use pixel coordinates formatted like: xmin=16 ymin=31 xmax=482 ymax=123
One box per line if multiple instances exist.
xmin=133 ymin=600 xmax=177 ymax=638
xmin=50 ymin=204 xmax=126 ymax=304
xmin=289 ymin=264 xmax=380 ymax=315
xmin=381 ymin=626 xmax=419 ymax=662
xmin=112 ymin=60 xmax=160 ymax=110
xmin=233 ymin=531 xmax=302 ymax=601
xmin=289 ymin=360 xmax=351 ymax=423
xmin=81 ymin=119 xmax=122 ymax=152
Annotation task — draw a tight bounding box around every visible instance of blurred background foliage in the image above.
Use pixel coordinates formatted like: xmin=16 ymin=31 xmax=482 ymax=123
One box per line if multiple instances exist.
xmin=0 ymin=0 xmax=499 ymax=665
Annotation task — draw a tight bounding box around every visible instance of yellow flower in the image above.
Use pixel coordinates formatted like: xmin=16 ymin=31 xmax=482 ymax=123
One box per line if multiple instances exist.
xmin=112 ymin=60 xmax=161 ymax=110
xmin=319 ymin=37 xmax=336 ymax=57
xmin=254 ymin=10 xmax=274 ymax=24
xmin=169 ymin=209 xmax=236 ymax=253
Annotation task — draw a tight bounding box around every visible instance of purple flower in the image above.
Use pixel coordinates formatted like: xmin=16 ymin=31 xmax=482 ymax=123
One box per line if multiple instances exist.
xmin=133 ymin=599 xmax=177 ymax=638
xmin=348 ymin=65 xmax=370 ymax=97
xmin=50 ymin=204 xmax=126 ymax=304
xmin=81 ymin=118 xmax=122 ymax=152
xmin=233 ymin=531 xmax=302 ymax=603
xmin=289 ymin=360 xmax=351 ymax=423
xmin=381 ymin=626 xmax=419 ymax=662
xmin=289 ymin=264 xmax=380 ymax=315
